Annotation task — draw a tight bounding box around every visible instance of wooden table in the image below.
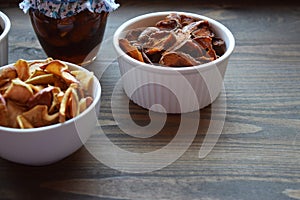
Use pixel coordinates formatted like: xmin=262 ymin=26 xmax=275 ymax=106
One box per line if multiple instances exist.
xmin=1 ymin=0 xmax=300 ymax=199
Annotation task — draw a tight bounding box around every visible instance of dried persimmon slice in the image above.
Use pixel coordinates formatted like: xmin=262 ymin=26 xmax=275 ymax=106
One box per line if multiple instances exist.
xmin=194 ymin=37 xmax=217 ymax=60
xmin=159 ymin=51 xmax=200 ymax=67
xmin=119 ymin=38 xmax=144 ymax=62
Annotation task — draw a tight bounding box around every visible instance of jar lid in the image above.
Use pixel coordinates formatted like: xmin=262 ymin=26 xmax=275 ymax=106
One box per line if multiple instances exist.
xmin=19 ymin=0 xmax=119 ymax=19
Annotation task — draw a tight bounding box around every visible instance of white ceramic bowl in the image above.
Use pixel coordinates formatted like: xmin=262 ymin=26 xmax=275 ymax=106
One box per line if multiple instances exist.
xmin=113 ymin=11 xmax=235 ymax=113
xmin=0 ymin=11 xmax=11 ymax=66
xmin=0 ymin=61 xmax=101 ymax=166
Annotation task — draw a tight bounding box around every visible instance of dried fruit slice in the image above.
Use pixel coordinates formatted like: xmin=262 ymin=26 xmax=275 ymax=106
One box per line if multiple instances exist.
xmin=192 ymin=26 xmax=215 ymax=38
xmin=67 ymin=88 xmax=80 ymax=119
xmin=212 ymin=37 xmax=226 ymax=57
xmin=71 ymin=70 xmax=94 ymax=94
xmin=138 ymin=27 xmax=160 ymax=43
xmin=159 ymin=51 xmax=200 ymax=67
xmin=28 ymin=58 xmax=53 ymax=74
xmin=0 ymin=66 xmax=17 ymax=88
xmin=41 ymin=60 xmax=79 ymax=85
xmin=16 ymin=115 xmax=34 ymax=129
xmin=25 ymin=74 xmax=56 ymax=85
xmin=119 ymin=38 xmax=144 ymax=62
xmin=59 ymin=83 xmax=79 ymax=122
xmin=126 ymin=29 xmax=144 ymax=41
xmin=0 ymin=94 xmax=8 ymax=127
xmin=6 ymin=100 xmax=27 ymax=128
xmin=27 ymin=86 xmax=55 ymax=109
xmin=19 ymin=105 xmax=59 ymax=128
xmin=182 ymin=20 xmax=210 ymax=34
xmin=144 ymin=30 xmax=177 ymax=57
xmin=194 ymin=37 xmax=217 ymax=60
xmin=40 ymin=60 xmax=68 ymax=74
xmin=79 ymin=96 xmax=93 ymax=113
xmin=156 ymin=16 xmax=181 ymax=30
xmin=14 ymin=59 xmax=30 ymax=81
xmin=175 ymin=39 xmax=204 ymax=58
xmin=3 ymin=78 xmax=34 ymax=104
xmin=166 ymin=13 xmax=182 ymax=22
xmin=180 ymin=14 xmax=197 ymax=26
xmin=49 ymin=87 xmax=64 ymax=114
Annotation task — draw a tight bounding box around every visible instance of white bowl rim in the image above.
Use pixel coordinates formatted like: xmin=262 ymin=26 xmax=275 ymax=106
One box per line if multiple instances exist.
xmin=0 ymin=60 xmax=101 ymax=133
xmin=113 ymin=11 xmax=235 ymax=73
xmin=0 ymin=11 xmax=11 ymax=42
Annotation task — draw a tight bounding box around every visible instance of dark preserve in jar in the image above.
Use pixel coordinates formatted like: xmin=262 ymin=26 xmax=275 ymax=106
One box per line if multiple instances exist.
xmin=29 ymin=9 xmax=108 ymax=65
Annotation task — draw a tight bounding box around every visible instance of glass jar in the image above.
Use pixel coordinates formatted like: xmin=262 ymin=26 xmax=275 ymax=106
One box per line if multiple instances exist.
xmin=29 ymin=9 xmax=108 ymax=66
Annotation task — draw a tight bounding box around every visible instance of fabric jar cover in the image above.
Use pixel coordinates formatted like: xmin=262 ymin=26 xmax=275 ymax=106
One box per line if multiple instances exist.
xmin=19 ymin=0 xmax=119 ymax=19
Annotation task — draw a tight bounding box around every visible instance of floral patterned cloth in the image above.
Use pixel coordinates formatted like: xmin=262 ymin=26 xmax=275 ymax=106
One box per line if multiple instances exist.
xmin=19 ymin=0 xmax=119 ymax=19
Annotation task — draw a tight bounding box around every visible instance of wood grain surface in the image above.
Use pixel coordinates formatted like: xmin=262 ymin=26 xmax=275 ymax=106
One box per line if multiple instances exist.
xmin=0 ymin=0 xmax=300 ymax=199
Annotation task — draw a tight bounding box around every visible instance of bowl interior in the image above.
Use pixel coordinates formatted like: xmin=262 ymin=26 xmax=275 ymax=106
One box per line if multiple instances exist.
xmin=0 ymin=60 xmax=101 ymax=133
xmin=113 ymin=11 xmax=235 ymax=73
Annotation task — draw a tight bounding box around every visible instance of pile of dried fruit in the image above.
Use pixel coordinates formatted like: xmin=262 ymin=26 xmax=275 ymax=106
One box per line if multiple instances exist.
xmin=119 ymin=13 xmax=226 ymax=67
xmin=0 ymin=58 xmax=94 ymax=129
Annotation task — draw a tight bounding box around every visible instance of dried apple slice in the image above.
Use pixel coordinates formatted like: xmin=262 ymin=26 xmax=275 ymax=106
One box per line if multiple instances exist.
xmin=0 ymin=66 xmax=17 ymax=86
xmin=28 ymin=58 xmax=53 ymax=74
xmin=59 ymin=83 xmax=78 ymax=122
xmin=61 ymin=71 xmax=80 ymax=85
xmin=40 ymin=60 xmax=68 ymax=75
xmin=67 ymin=88 xmax=80 ymax=118
xmin=17 ymin=115 xmax=34 ymax=129
xmin=71 ymin=70 xmax=94 ymax=94
xmin=6 ymin=100 xmax=27 ymax=128
xmin=0 ymin=79 xmax=11 ymax=94
xmin=0 ymin=94 xmax=8 ymax=127
xmin=25 ymin=74 xmax=56 ymax=85
xmin=41 ymin=60 xmax=79 ymax=85
xmin=79 ymin=96 xmax=93 ymax=113
xmin=0 ymin=78 xmax=9 ymax=88
xmin=19 ymin=105 xmax=59 ymax=128
xmin=3 ymin=78 xmax=34 ymax=104
xmin=29 ymin=70 xmax=47 ymax=79
xmin=49 ymin=87 xmax=64 ymax=114
xmin=27 ymin=86 xmax=55 ymax=109
xmin=14 ymin=59 xmax=30 ymax=81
